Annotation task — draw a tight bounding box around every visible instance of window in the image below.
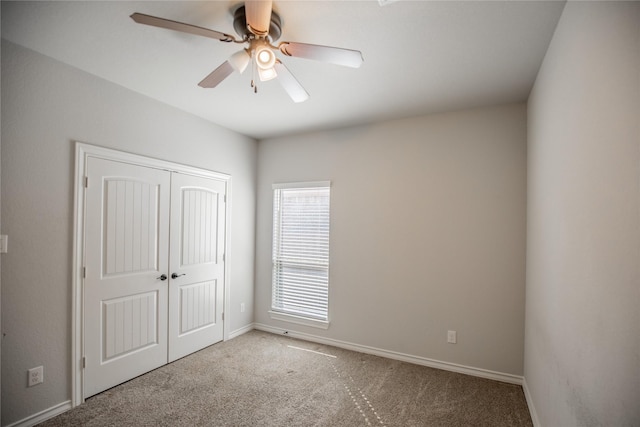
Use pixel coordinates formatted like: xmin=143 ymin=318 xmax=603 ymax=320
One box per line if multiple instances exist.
xmin=270 ymin=182 xmax=331 ymax=329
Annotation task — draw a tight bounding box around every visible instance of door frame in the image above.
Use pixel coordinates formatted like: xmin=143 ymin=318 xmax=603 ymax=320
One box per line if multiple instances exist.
xmin=72 ymin=142 xmax=231 ymax=407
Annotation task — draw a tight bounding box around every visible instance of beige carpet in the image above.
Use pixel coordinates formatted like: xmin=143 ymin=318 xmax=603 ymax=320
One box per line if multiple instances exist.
xmin=40 ymin=331 xmax=532 ymax=426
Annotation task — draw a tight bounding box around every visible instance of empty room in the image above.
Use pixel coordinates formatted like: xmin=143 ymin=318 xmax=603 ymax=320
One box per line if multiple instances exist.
xmin=1 ymin=1 xmax=638 ymax=426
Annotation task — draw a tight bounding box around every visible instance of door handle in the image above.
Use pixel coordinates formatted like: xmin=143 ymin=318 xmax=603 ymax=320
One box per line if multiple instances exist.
xmin=157 ymin=274 xmax=168 ymax=281
xmin=171 ymin=273 xmax=186 ymax=279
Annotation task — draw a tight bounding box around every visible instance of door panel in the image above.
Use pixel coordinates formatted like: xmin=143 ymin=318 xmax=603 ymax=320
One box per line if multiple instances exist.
xmin=179 ymin=280 xmax=217 ymax=334
xmin=168 ymin=173 xmax=226 ymax=362
xmin=180 ymin=187 xmax=218 ymax=266
xmin=84 ymin=157 xmax=170 ymax=398
xmin=102 ymin=291 xmax=158 ymax=360
xmin=103 ymin=178 xmax=159 ymax=276
xmin=103 ymin=178 xmax=158 ymax=275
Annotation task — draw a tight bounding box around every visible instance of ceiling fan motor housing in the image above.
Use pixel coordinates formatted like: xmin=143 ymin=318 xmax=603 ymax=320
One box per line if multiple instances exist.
xmin=233 ymin=5 xmax=282 ymax=41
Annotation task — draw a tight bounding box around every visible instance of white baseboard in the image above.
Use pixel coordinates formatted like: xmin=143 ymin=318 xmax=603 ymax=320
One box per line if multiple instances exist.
xmin=253 ymin=323 xmax=523 ymax=385
xmin=522 ymin=377 xmax=541 ymax=427
xmin=10 ymin=327 xmax=528 ymax=427
xmin=228 ymin=323 xmax=255 ymax=339
xmin=6 ymin=400 xmax=72 ymax=427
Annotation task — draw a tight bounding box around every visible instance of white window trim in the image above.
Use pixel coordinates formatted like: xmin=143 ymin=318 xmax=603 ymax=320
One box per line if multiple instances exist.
xmin=272 ymin=181 xmax=331 ymax=190
xmin=271 ymin=181 xmax=331 ymax=328
xmin=268 ymin=310 xmax=330 ymax=330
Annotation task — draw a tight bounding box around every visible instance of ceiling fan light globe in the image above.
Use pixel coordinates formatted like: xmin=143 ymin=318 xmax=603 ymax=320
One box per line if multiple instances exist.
xmin=255 ymin=46 xmax=276 ymax=70
xmin=258 ymin=66 xmax=278 ymax=82
xmin=229 ymin=50 xmax=251 ymax=74
xmin=258 ymin=50 xmax=271 ymax=63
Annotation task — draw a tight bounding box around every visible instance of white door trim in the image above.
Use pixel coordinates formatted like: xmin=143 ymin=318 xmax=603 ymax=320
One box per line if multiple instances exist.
xmin=72 ymin=142 xmax=232 ymax=407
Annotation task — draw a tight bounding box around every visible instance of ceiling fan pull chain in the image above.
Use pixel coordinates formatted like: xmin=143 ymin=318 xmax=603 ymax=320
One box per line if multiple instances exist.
xmin=250 ymin=49 xmax=257 ymax=93
xmin=252 ymin=48 xmax=260 ymax=94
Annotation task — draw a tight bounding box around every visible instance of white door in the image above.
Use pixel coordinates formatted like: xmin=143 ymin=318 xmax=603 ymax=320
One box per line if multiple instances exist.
xmin=84 ymin=157 xmax=170 ymax=398
xmin=83 ymin=158 xmax=227 ymax=398
xmin=168 ymin=173 xmax=226 ymax=361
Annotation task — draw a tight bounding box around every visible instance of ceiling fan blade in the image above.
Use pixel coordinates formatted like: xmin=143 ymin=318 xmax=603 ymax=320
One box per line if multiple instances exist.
xmin=274 ymin=61 xmax=309 ymax=103
xmin=130 ymin=13 xmax=237 ymax=42
xmin=198 ymin=61 xmax=234 ymax=88
xmin=244 ymin=1 xmax=273 ymax=36
xmin=279 ymin=42 xmax=363 ymax=68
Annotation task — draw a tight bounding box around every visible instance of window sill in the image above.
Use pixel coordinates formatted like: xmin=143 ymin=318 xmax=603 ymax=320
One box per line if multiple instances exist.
xmin=268 ymin=311 xmax=330 ymax=330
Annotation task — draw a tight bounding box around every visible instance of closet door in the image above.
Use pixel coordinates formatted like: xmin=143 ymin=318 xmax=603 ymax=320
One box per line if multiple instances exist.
xmin=168 ymin=173 xmax=226 ymax=361
xmin=83 ymin=157 xmax=170 ymax=398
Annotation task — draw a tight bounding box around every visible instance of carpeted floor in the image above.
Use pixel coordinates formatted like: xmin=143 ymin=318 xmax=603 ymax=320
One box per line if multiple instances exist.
xmin=39 ymin=331 xmax=533 ymax=426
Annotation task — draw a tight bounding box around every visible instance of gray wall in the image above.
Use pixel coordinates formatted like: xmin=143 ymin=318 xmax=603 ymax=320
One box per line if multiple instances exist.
xmin=525 ymin=2 xmax=640 ymax=425
xmin=255 ymin=104 xmax=527 ymax=376
xmin=1 ymin=40 xmax=257 ymax=425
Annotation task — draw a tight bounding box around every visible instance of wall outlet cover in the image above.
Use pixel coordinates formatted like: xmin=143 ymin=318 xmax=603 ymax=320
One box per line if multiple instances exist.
xmin=0 ymin=235 xmax=7 ymax=253
xmin=28 ymin=366 xmax=44 ymax=387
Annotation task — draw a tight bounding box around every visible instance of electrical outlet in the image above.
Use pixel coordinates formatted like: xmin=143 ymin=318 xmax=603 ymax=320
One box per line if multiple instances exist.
xmin=447 ymin=330 xmax=457 ymax=344
xmin=28 ymin=366 xmax=44 ymax=387
xmin=240 ymin=303 xmax=245 ymax=313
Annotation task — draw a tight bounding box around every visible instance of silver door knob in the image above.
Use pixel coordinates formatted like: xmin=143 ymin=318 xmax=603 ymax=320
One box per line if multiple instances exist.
xmin=171 ymin=273 xmax=186 ymax=279
xmin=157 ymin=274 xmax=167 ymax=281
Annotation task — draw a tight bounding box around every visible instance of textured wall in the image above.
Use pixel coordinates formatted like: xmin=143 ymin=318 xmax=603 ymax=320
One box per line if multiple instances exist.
xmin=255 ymin=104 xmax=527 ymax=376
xmin=1 ymin=40 xmax=257 ymax=425
xmin=525 ymin=2 xmax=640 ymax=425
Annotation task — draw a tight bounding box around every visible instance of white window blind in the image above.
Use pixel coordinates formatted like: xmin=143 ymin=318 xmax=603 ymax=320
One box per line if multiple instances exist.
xmin=272 ymin=182 xmax=330 ymax=322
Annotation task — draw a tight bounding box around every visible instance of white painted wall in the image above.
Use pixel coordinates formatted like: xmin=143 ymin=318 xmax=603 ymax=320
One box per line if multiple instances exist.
xmin=525 ymin=2 xmax=640 ymax=425
xmin=0 ymin=33 xmax=3 ymax=427
xmin=1 ymin=40 xmax=257 ymax=425
xmin=255 ymin=104 xmax=527 ymax=376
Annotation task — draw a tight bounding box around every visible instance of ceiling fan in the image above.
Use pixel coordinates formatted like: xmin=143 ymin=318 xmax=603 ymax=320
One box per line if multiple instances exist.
xmin=130 ymin=1 xmax=364 ymax=103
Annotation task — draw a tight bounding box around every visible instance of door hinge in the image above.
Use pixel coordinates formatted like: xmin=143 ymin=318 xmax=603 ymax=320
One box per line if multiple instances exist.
xmin=222 ymin=312 xmax=224 ymax=321
xmin=83 ymin=267 xmax=86 ymax=278
xmin=224 ymin=194 xmax=227 ymax=203
xmin=82 ymin=357 xmax=86 ymax=369
xmin=222 ymin=253 xmax=225 ymax=262
xmin=84 ymin=176 xmax=89 ymax=188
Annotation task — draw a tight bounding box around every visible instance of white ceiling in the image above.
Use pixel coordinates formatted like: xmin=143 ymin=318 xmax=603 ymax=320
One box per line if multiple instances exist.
xmin=1 ymin=1 xmax=565 ymax=140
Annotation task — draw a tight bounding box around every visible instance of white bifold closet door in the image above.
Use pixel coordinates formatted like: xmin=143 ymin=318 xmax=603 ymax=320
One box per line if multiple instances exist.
xmin=83 ymin=157 xmax=225 ymax=398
